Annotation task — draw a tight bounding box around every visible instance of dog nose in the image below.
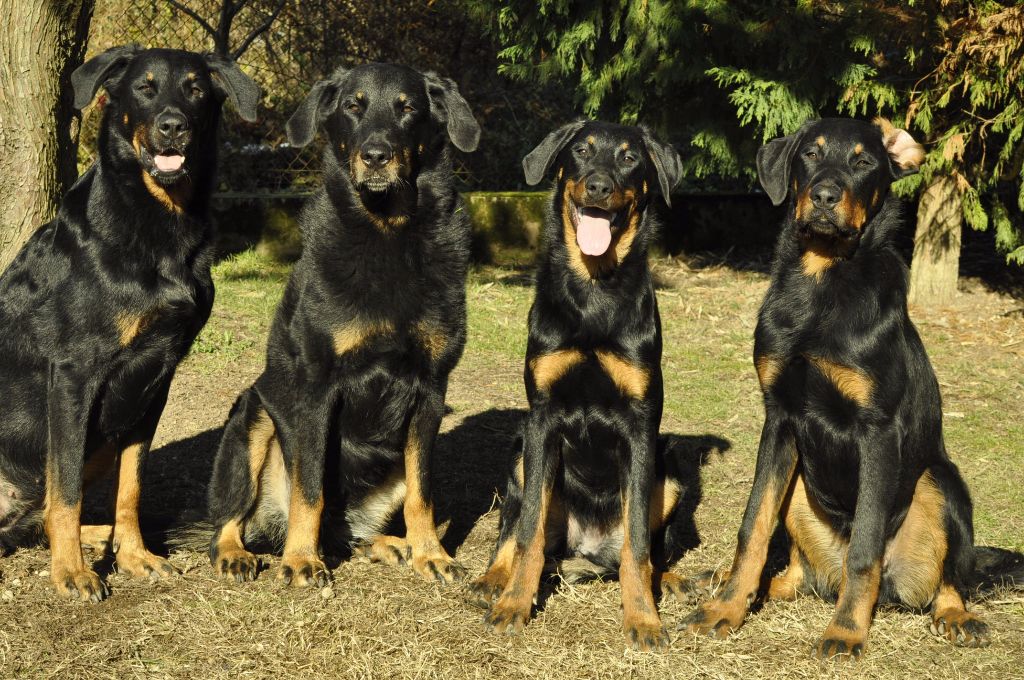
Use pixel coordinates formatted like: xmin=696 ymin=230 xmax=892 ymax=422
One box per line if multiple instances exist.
xmin=156 ymin=112 xmax=189 ymax=140
xmin=585 ymin=173 xmax=614 ymax=201
xmin=360 ymin=142 xmax=393 ymax=169
xmin=810 ymin=182 xmax=842 ymax=210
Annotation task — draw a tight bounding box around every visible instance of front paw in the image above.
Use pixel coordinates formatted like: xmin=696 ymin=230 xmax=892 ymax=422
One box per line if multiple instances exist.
xmin=483 ymin=593 xmax=532 ymax=635
xmin=213 ymin=546 xmax=261 ymax=583
xmin=411 ymin=549 xmax=467 ymax=585
xmin=679 ymin=598 xmax=747 ymax=639
xmin=277 ymin=554 xmax=330 ymax=588
xmin=813 ymin=625 xmax=867 ymax=661
xmin=658 ymin=572 xmax=698 ymax=603
xmin=624 ymin=613 xmax=670 ymax=651
xmin=467 ymin=570 xmax=508 ymax=608
xmin=52 ymin=567 xmax=109 ymax=603
xmin=353 ymin=536 xmax=412 ymax=566
xmin=931 ymin=609 xmax=990 ymax=648
xmin=116 ymin=547 xmax=178 ymax=581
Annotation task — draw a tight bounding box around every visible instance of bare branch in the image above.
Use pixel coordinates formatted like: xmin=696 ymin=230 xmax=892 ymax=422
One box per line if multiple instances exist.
xmin=165 ymin=0 xmax=219 ymax=44
xmin=231 ymin=0 xmax=288 ymax=60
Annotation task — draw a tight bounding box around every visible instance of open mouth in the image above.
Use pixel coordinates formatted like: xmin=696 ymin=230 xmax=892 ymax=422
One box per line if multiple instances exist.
xmin=362 ymin=174 xmax=391 ymax=193
xmin=571 ymin=204 xmax=624 ymax=257
xmin=139 ymin=146 xmax=188 ymax=182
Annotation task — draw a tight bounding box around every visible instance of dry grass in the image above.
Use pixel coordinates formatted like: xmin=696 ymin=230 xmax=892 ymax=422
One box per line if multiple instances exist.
xmin=1 ymin=251 xmax=1022 ymax=679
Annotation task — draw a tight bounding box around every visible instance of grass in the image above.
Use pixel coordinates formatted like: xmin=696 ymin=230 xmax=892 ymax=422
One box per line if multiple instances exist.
xmin=1 ymin=250 xmax=1022 ymax=679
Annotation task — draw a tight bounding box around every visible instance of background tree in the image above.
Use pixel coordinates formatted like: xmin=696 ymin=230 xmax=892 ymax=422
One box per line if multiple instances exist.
xmin=0 ymin=0 xmax=94 ymax=270
xmin=465 ymin=0 xmax=1024 ymax=303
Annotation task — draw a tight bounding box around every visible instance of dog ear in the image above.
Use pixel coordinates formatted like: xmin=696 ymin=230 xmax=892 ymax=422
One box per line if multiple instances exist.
xmin=204 ymin=54 xmax=260 ymax=123
xmin=286 ymin=74 xmax=344 ymax=147
xmin=522 ymin=120 xmax=588 ymax=186
xmin=71 ymin=45 xmax=142 ymax=110
xmin=641 ymin=128 xmax=683 ymax=208
xmin=423 ymin=73 xmax=480 ymax=153
xmin=874 ymin=117 xmax=925 ymax=178
xmin=756 ymin=123 xmax=812 ymax=206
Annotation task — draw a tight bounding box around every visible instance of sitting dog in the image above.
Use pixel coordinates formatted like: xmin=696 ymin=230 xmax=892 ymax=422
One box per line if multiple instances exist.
xmin=469 ymin=120 xmax=685 ymax=650
xmin=0 ymin=46 xmax=258 ymax=601
xmin=682 ymin=117 xmax=1023 ymax=658
xmin=207 ymin=63 xmax=480 ymax=587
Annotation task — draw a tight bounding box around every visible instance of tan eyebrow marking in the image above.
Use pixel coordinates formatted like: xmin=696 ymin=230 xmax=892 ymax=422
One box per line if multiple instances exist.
xmin=816 ymin=136 xmax=826 ymax=147
xmin=398 ymin=93 xmax=407 ymax=102
xmin=146 ymin=72 xmax=154 ymax=81
xmin=356 ymin=91 xmax=365 ymax=100
xmin=186 ymin=72 xmax=197 ymax=81
xmin=586 ymin=135 xmax=595 ymax=145
xmin=621 ymin=142 xmax=629 ymax=151
xmin=854 ymin=143 xmax=863 ymax=155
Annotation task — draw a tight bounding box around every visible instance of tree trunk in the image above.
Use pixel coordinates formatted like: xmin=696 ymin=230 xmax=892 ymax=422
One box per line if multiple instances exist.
xmin=0 ymin=0 xmax=94 ymax=272
xmin=908 ymin=175 xmax=962 ymax=307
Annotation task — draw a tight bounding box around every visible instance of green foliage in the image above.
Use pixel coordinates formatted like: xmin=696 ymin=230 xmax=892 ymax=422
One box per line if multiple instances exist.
xmin=465 ymin=0 xmax=1024 ymax=262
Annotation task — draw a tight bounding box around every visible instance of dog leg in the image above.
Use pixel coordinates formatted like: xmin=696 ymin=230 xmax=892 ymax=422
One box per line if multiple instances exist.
xmin=681 ymin=418 xmax=797 ymax=638
xmin=111 ymin=440 xmax=177 ymax=580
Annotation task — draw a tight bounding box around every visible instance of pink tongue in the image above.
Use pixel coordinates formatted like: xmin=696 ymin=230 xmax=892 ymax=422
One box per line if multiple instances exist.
xmin=153 ymin=153 xmax=184 ymax=172
xmin=576 ymin=212 xmax=613 ymax=256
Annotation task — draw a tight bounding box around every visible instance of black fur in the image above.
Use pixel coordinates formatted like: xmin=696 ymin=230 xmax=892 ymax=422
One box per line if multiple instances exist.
xmin=207 ymin=63 xmax=480 ymax=586
xmin=472 ymin=120 xmax=685 ymax=649
xmin=0 ymin=46 xmax=256 ymax=600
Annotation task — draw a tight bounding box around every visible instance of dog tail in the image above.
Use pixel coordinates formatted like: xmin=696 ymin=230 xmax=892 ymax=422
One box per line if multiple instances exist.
xmin=971 ymin=546 xmax=1024 ymax=595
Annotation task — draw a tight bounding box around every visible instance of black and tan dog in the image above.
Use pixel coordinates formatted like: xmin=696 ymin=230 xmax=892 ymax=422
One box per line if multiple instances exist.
xmin=682 ymin=117 xmax=1024 ymax=658
xmin=207 ymin=63 xmax=480 ymax=587
xmin=0 ymin=46 xmax=258 ymax=601
xmin=468 ymin=121 xmax=685 ymax=649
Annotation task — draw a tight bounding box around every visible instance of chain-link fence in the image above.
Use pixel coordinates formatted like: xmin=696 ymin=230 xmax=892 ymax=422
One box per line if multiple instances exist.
xmin=82 ymin=0 xmax=576 ymax=196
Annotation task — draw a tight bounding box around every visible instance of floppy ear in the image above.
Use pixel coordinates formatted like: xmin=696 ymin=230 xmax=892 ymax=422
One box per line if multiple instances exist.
xmin=423 ymin=73 xmax=480 ymax=153
xmin=756 ymin=123 xmax=812 ymax=206
xmin=71 ymin=45 xmax=142 ymax=110
xmin=874 ymin=117 xmax=925 ymax=178
xmin=286 ymin=75 xmax=343 ymax=147
xmin=641 ymin=128 xmax=683 ymax=208
xmin=204 ymin=54 xmax=260 ymax=122
xmin=522 ymin=120 xmax=588 ymax=186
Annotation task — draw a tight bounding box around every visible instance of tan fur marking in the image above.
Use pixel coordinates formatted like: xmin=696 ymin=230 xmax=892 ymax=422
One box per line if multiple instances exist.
xmin=281 ymin=472 xmax=324 ymax=560
xmin=489 ymin=482 xmax=551 ymax=627
xmin=837 ymin=190 xmax=867 ymax=230
xmin=853 ymin=143 xmax=863 ymax=155
xmin=414 ymin=320 xmax=447 ymax=361
xmin=594 ymin=350 xmax=648 ymax=399
xmin=795 ymin=187 xmax=812 ymax=221
xmin=586 ymin=135 xmax=595 ymax=145
xmin=872 ymin=187 xmax=881 ymax=208
xmin=884 ymin=471 xmax=947 ymax=607
xmin=115 ymin=309 xmax=158 ymax=347
xmin=782 ymin=474 xmax=846 ymax=593
xmin=402 ymin=420 xmax=444 ymax=559
xmin=801 ymin=249 xmax=837 ymax=282
xmin=332 ymin=319 xmax=394 ymax=356
xmin=755 ymin=355 xmax=782 ymax=391
xmin=560 ymin=181 xmax=641 ymax=280
xmin=398 ymin=93 xmax=407 ymax=102
xmin=133 ymin=129 xmax=191 ymax=213
xmin=247 ymin=409 xmax=275 ymax=487
xmin=816 ymin=136 xmax=826 ymax=147
xmin=356 ymin=91 xmax=365 ymax=100
xmin=122 ymin=113 xmax=129 ymax=126
xmin=621 ymin=142 xmax=629 ymax=151
xmin=146 ymin=72 xmax=153 ymax=82
xmin=807 ymin=356 xmax=873 ymax=406
xmin=80 ymin=524 xmax=113 ymax=550
xmin=642 ymin=180 xmax=647 ymax=194
xmin=649 ymin=477 xmax=681 ymax=529
xmin=531 ymin=349 xmax=586 ymax=392
xmin=620 ymin=489 xmax=663 ymax=647
xmin=215 ymin=518 xmax=248 ymax=561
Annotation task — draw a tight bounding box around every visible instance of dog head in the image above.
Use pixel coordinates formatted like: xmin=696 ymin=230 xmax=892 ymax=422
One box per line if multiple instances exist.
xmin=523 ymin=120 xmax=681 ymax=278
xmin=757 ymin=117 xmax=924 ymax=243
xmin=286 ymin=63 xmax=479 ymax=199
xmin=73 ymin=46 xmax=259 ymax=210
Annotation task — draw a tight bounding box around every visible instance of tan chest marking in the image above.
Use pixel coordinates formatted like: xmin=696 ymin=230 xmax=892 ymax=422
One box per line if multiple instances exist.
xmin=332 ymin=319 xmax=395 ymax=356
xmin=595 ymin=350 xmax=649 ymax=400
xmin=530 ymin=349 xmax=586 ymax=392
xmin=115 ymin=310 xmax=158 ymax=347
xmin=807 ymin=356 xmax=873 ymax=406
xmin=413 ymin=320 xmax=447 ymax=361
xmin=801 ymin=249 xmax=837 ymax=282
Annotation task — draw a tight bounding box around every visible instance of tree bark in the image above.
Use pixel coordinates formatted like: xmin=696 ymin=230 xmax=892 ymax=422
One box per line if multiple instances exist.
xmin=0 ymin=0 xmax=94 ymax=272
xmin=908 ymin=175 xmax=962 ymax=307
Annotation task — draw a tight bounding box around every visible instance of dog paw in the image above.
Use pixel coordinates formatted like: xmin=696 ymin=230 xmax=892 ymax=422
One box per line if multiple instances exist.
xmin=624 ymin=615 xmax=670 ymax=651
xmin=659 ymin=572 xmax=698 ymax=603
xmin=813 ymin=626 xmax=866 ymax=661
xmin=411 ymin=550 xmax=466 ymax=585
xmin=277 ymin=554 xmax=330 ymax=588
xmin=213 ymin=547 xmax=261 ymax=583
xmin=679 ymin=598 xmax=747 ymax=639
xmin=467 ymin=571 xmax=508 ymax=609
xmin=53 ymin=567 xmax=109 ymax=603
xmin=353 ymin=536 xmax=412 ymax=566
xmin=483 ymin=595 xmax=532 ymax=636
xmin=931 ymin=609 xmax=990 ymax=648
xmin=115 ymin=548 xmax=178 ymax=581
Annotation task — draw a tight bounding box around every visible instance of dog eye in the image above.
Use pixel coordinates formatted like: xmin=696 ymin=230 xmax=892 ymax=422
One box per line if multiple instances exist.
xmin=346 ymin=102 xmax=362 ymax=114
xmin=854 ymin=157 xmax=872 ymax=168
xmin=401 ymin=104 xmax=415 ymax=114
xmin=574 ymin=145 xmax=589 ymax=157
xmin=138 ymin=83 xmax=155 ymax=96
xmin=622 ymin=153 xmax=637 ymax=165
xmin=804 ymin=150 xmax=818 ymax=160
xmin=190 ymin=85 xmax=203 ymax=98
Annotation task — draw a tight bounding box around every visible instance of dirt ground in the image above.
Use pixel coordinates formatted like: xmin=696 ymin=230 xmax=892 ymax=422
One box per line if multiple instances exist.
xmin=1 ymin=251 xmax=1022 ymax=679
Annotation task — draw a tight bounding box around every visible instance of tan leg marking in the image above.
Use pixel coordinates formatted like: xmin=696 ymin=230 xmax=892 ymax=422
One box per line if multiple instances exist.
xmin=815 ymin=558 xmax=881 ymax=660
xmin=332 ymin=318 xmax=394 ymax=356
xmin=780 ymin=474 xmax=846 ymax=596
xmin=468 ymin=537 xmax=516 ymax=607
xmin=755 ymin=355 xmax=782 ymax=391
xmin=884 ymin=471 xmax=946 ymax=607
xmin=485 ymin=483 xmax=552 ymax=635
xmin=80 ymin=524 xmax=114 ymax=552
xmin=115 ymin=309 xmax=158 ymax=347
xmin=930 ymin=583 xmax=990 ymax=647
xmin=112 ymin=442 xmax=177 ymax=580
xmin=45 ymin=462 xmax=105 ymax=602
xmin=620 ymin=490 xmax=669 ymax=650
